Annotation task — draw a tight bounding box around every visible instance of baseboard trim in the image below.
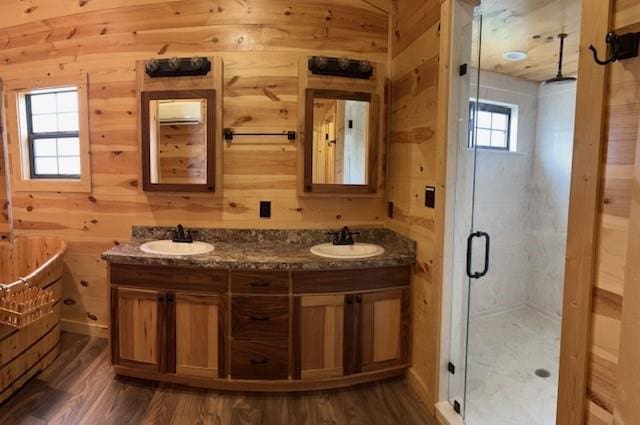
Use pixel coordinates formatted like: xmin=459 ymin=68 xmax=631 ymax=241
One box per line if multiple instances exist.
xmin=60 ymin=319 xmax=109 ymax=338
xmin=435 ymin=401 xmax=464 ymax=425
xmin=407 ymin=368 xmax=433 ymax=414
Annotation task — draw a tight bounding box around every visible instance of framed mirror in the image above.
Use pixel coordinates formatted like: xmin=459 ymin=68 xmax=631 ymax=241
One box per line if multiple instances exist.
xmin=304 ymin=89 xmax=378 ymax=193
xmin=141 ymin=90 xmax=215 ymax=192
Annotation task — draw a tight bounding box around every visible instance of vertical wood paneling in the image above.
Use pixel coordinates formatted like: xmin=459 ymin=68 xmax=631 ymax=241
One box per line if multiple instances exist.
xmin=388 ymin=0 xmax=447 ymax=414
xmin=609 ymin=17 xmax=640 ymax=425
xmin=556 ymin=0 xmax=612 ymax=423
xmin=587 ymin=3 xmax=639 ymax=424
xmin=0 ymin=0 xmax=389 ymax=333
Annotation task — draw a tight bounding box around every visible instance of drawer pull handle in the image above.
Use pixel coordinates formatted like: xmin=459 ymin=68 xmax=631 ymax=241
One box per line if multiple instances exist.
xmin=250 ymin=358 xmax=269 ymax=365
xmin=250 ymin=315 xmax=270 ymax=321
xmin=250 ymin=282 xmax=271 ymax=287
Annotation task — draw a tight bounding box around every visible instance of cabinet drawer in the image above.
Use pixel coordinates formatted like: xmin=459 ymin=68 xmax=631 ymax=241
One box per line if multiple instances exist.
xmin=110 ymin=263 xmax=228 ymax=292
xmin=231 ymin=271 xmax=289 ymax=294
xmin=230 ymin=340 xmax=289 ymax=379
xmin=231 ymin=296 xmax=289 ymax=340
xmin=292 ymin=266 xmax=410 ymax=294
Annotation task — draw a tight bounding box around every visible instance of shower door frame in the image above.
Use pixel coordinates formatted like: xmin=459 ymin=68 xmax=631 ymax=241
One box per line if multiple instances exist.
xmin=437 ymin=0 xmax=614 ymax=424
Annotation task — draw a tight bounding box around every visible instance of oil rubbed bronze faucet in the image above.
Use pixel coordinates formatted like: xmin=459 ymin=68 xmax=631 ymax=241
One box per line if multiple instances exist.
xmin=328 ymin=226 xmax=360 ymax=245
xmin=172 ymin=224 xmax=193 ymax=244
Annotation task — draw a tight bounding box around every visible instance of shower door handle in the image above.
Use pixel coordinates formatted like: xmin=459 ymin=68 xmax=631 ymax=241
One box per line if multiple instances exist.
xmin=466 ymin=231 xmax=490 ymax=279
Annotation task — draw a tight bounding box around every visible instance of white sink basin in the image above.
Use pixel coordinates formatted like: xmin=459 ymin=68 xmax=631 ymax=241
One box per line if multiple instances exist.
xmin=140 ymin=240 xmax=214 ymax=256
xmin=310 ymin=243 xmax=385 ymax=259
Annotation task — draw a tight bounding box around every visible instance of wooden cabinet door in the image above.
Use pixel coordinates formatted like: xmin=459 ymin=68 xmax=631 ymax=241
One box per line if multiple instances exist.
xmin=111 ymin=288 xmax=164 ymax=371
xmin=168 ymin=293 xmax=226 ymax=379
xmin=293 ymin=294 xmax=345 ymax=379
xmin=358 ymin=288 xmax=410 ymax=373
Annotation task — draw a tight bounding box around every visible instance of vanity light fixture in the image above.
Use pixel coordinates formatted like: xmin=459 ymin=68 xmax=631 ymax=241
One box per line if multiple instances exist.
xmin=144 ymin=56 xmax=212 ymax=78
xmin=308 ymin=56 xmax=374 ymax=79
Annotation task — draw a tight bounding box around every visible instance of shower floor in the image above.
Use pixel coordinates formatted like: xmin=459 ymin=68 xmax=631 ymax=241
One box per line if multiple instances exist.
xmin=464 ymin=305 xmax=561 ymax=425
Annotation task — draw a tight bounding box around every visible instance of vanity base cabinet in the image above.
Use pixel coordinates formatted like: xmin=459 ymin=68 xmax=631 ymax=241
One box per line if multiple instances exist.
xmin=359 ymin=288 xmax=410 ymax=373
xmin=169 ymin=293 xmax=226 ymax=379
xmin=293 ymin=288 xmax=410 ymax=380
xmin=109 ymin=263 xmax=411 ymax=392
xmin=111 ymin=288 xmax=164 ymax=372
xmin=230 ymin=340 xmax=289 ymax=380
xmin=293 ymin=294 xmax=345 ymax=380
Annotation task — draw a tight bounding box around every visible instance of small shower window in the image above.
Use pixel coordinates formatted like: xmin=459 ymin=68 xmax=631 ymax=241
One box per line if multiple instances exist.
xmin=468 ymin=101 xmax=513 ymax=151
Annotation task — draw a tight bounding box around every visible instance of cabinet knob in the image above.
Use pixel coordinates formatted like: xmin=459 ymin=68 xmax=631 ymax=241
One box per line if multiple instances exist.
xmin=346 ymin=295 xmax=353 ymax=304
xmin=250 ymin=315 xmax=270 ymax=321
xmin=355 ymin=295 xmax=362 ymax=303
xmin=250 ymin=358 xmax=269 ymax=365
xmin=167 ymin=293 xmax=175 ymax=302
xmin=250 ymin=281 xmax=271 ymax=287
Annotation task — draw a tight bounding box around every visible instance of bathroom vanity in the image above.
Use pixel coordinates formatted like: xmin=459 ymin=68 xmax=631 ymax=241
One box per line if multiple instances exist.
xmin=102 ymin=227 xmax=415 ymax=391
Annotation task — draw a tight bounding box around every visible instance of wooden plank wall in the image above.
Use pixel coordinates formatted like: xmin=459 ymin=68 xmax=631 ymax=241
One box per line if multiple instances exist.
xmin=0 ymin=126 xmax=8 ymax=242
xmin=0 ymin=0 xmax=390 ymax=334
xmin=586 ymin=1 xmax=640 ymax=423
xmin=387 ymin=0 xmax=443 ymax=414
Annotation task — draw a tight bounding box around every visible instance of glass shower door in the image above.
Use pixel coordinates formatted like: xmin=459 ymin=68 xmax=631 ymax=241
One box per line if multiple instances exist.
xmin=447 ymin=13 xmax=484 ymax=417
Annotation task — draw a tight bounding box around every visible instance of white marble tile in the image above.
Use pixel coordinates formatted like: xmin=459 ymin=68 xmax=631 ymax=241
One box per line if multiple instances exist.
xmin=463 ymin=306 xmax=561 ymax=425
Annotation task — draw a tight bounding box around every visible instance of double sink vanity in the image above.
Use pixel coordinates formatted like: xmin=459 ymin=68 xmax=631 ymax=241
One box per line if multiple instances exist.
xmin=102 ymin=226 xmax=415 ymax=391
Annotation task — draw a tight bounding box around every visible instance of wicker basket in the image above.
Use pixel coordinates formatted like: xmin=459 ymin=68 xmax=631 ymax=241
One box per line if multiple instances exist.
xmin=0 ymin=286 xmax=55 ymax=329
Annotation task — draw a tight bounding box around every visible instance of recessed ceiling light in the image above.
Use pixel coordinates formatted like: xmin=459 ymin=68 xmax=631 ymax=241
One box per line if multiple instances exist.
xmin=503 ymin=51 xmax=528 ymax=61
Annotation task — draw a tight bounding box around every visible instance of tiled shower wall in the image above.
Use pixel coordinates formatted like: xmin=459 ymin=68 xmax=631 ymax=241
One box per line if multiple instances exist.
xmin=527 ymin=82 xmax=576 ymax=317
xmin=468 ymin=71 xmax=575 ymax=319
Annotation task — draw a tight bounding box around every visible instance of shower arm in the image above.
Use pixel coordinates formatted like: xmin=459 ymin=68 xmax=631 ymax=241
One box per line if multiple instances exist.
xmin=556 ymin=34 xmax=566 ymax=78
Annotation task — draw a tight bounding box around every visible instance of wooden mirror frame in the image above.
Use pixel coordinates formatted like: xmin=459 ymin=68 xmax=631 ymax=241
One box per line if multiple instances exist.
xmin=141 ymin=89 xmax=216 ymax=192
xmin=303 ymin=89 xmax=379 ymax=194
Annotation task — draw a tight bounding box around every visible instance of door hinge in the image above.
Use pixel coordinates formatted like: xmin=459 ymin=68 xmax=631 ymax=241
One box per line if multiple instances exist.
xmin=448 ymin=361 xmax=455 ymax=375
xmin=453 ymin=400 xmax=461 ymax=414
xmin=459 ymin=63 xmax=468 ymax=76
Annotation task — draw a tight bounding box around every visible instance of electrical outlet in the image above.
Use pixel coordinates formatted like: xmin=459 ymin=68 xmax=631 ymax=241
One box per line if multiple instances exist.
xmin=259 ymin=201 xmax=271 ymax=218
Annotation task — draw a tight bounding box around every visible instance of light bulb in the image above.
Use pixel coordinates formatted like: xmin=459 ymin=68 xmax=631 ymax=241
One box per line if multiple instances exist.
xmin=145 ymin=59 xmax=160 ymax=73
xmin=358 ymin=60 xmax=372 ymax=73
xmin=338 ymin=57 xmax=350 ymax=70
xmin=314 ymin=56 xmax=329 ymax=70
xmin=168 ymin=57 xmax=181 ymax=71
xmin=190 ymin=57 xmax=204 ymax=70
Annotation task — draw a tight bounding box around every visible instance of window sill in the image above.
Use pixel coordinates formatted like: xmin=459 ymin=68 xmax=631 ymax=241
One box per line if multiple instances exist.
xmin=468 ymin=147 xmax=523 ymax=155
xmin=12 ymin=177 xmax=91 ymax=193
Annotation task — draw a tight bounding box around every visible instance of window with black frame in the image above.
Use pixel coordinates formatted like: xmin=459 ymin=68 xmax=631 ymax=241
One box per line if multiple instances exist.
xmin=468 ymin=100 xmax=512 ymax=150
xmin=25 ymin=87 xmax=81 ymax=178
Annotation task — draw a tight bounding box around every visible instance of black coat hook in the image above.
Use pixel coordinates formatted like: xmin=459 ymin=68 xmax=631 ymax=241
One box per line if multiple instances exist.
xmin=589 ymin=31 xmax=640 ymax=66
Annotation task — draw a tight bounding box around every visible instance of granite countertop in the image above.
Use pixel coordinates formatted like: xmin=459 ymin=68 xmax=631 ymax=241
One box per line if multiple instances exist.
xmin=101 ymin=226 xmax=416 ymax=271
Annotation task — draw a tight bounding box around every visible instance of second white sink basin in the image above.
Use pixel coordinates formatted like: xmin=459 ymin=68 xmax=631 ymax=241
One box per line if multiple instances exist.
xmin=310 ymin=243 xmax=385 ymax=259
xmin=140 ymin=240 xmax=214 ymax=256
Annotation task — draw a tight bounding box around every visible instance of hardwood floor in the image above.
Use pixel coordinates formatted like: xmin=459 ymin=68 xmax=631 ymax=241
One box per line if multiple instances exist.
xmin=0 ymin=332 xmax=436 ymax=425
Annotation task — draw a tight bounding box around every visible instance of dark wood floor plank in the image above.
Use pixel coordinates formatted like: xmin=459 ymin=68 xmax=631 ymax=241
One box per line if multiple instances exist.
xmin=0 ymin=332 xmax=436 ymax=425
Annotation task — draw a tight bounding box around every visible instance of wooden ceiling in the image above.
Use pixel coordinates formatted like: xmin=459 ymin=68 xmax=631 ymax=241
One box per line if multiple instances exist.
xmin=473 ymin=0 xmax=582 ymax=82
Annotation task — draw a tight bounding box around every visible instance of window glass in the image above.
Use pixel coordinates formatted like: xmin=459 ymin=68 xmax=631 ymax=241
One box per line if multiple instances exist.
xmin=26 ymin=87 xmax=81 ymax=178
xmin=57 ymin=112 xmax=79 ymax=132
xmin=32 ymin=114 xmax=58 ymax=133
xmin=33 ymin=139 xmax=57 ymax=157
xmin=469 ymin=100 xmax=513 ymax=151
xmin=30 ymin=93 xmax=57 ymax=114
xmin=57 ymin=138 xmax=80 ymax=156
xmin=34 ymin=157 xmax=58 ymax=175
xmin=58 ymin=157 xmax=81 ymax=175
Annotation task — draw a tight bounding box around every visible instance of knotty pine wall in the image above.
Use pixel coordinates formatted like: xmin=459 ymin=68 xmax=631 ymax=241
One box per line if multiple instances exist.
xmin=0 ymin=0 xmax=390 ymax=333
xmin=387 ymin=0 xmax=443 ymax=414
xmin=586 ymin=1 xmax=640 ymax=423
xmin=0 ymin=135 xmax=8 ymax=241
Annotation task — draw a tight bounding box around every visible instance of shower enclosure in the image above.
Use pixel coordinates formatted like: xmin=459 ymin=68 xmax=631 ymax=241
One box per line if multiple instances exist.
xmin=445 ymin=2 xmax=578 ymax=424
